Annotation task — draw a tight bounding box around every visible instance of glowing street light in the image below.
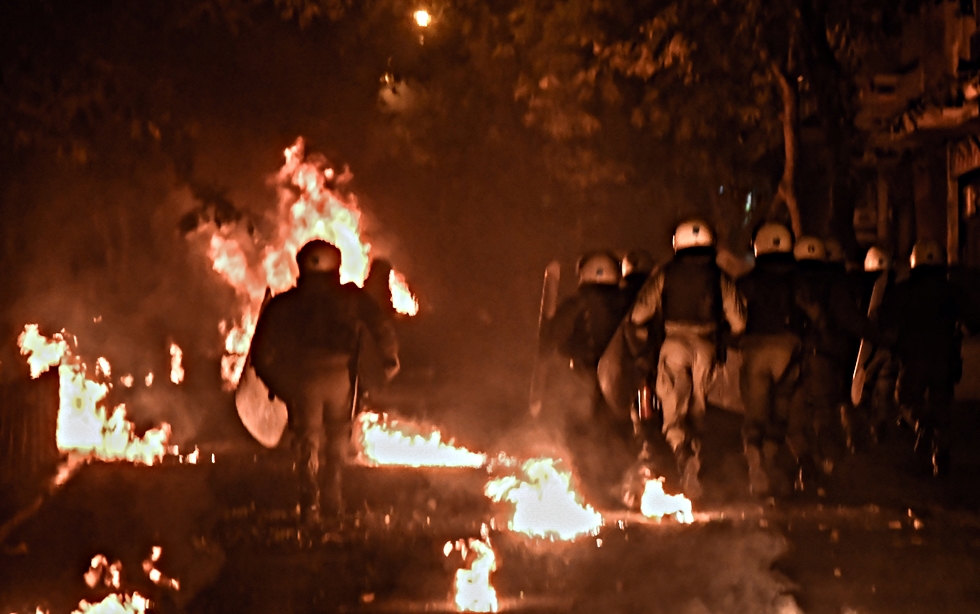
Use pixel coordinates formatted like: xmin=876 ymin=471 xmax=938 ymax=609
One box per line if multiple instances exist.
xmin=414 ymin=9 xmax=431 ymax=27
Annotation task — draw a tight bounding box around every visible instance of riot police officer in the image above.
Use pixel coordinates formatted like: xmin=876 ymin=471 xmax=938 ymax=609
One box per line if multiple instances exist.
xmin=251 ymin=240 xmax=400 ymax=529
xmin=629 ymin=220 xmax=745 ymax=499
xmin=882 ymin=240 xmax=977 ymax=475
xmin=738 ymin=223 xmax=813 ymax=496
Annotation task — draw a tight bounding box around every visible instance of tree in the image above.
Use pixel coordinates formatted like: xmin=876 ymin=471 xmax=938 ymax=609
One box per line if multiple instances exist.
xmin=503 ymin=0 xmax=923 ymax=245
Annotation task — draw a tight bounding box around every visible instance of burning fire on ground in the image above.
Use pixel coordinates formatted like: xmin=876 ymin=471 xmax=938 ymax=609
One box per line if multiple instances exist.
xmin=448 ymin=531 xmax=498 ymax=613
xmin=17 ymin=325 xmax=171 ymax=465
xmin=485 ymin=458 xmax=603 ymax=540
xmin=354 ymin=411 xmax=486 ymax=468
xmin=201 ymin=137 xmax=418 ymax=388
xmin=639 ymin=478 xmax=694 ymax=524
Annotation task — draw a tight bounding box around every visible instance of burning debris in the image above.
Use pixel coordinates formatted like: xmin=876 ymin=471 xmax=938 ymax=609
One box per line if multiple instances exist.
xmin=199 ymin=137 xmax=418 ymax=389
xmin=354 ymin=411 xmax=486 ymax=468
xmin=450 ymin=531 xmax=498 ymax=613
xmin=639 ymin=478 xmax=694 ymax=524
xmin=17 ymin=325 xmax=171 ymax=465
xmin=485 ymin=458 xmax=603 ymax=540
xmin=143 ymin=546 xmax=180 ymax=591
xmin=75 ymin=552 xmax=157 ymax=614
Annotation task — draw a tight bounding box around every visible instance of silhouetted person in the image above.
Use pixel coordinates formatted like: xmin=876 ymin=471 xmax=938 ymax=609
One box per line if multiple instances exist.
xmin=251 ymin=240 xmax=399 ymax=530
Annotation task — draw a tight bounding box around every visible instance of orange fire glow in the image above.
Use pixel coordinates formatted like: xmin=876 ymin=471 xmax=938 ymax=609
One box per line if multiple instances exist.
xmin=18 ymin=325 xmax=171 ymax=465
xmin=169 ymin=342 xmax=184 ymax=384
xmin=72 ymin=593 xmax=150 ymax=614
xmin=639 ymin=478 xmax=694 ymax=524
xmin=354 ymin=411 xmax=486 ymax=468
xmin=451 ymin=534 xmax=498 ymax=613
xmin=389 ymin=270 xmax=419 ymax=316
xmin=485 ymin=458 xmax=603 ymax=540
xmin=200 ymin=137 xmax=418 ymax=388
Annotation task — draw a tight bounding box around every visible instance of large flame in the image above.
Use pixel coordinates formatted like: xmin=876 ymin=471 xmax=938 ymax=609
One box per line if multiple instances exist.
xmin=485 ymin=458 xmax=603 ymax=540
xmin=452 ymin=536 xmax=498 ymax=613
xmin=202 ymin=137 xmax=417 ymax=388
xmin=73 ymin=593 xmax=150 ymax=614
xmin=17 ymin=325 xmax=171 ymax=465
xmin=639 ymin=478 xmax=694 ymax=524
xmin=354 ymin=411 xmax=486 ymax=468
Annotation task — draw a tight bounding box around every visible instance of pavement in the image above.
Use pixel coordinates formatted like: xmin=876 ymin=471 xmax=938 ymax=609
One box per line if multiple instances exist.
xmin=1 ymin=398 xmax=979 ymax=614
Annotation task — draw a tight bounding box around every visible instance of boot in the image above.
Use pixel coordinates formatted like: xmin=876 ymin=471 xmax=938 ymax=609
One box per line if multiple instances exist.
xmin=676 ymin=442 xmax=702 ymax=501
xmin=762 ymin=441 xmax=791 ymax=497
xmin=744 ymin=444 xmax=770 ymax=496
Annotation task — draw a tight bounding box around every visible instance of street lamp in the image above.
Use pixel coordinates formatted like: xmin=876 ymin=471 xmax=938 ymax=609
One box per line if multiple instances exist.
xmin=413 ymin=9 xmax=431 ymax=28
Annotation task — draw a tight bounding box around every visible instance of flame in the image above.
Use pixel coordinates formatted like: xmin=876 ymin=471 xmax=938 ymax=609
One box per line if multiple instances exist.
xmin=389 ymin=270 xmax=419 ymax=316
xmin=143 ymin=546 xmax=180 ymax=591
xmin=144 ymin=372 xmax=154 ymax=387
xmin=639 ymin=478 xmax=694 ymax=524
xmin=18 ymin=324 xmax=68 ymax=378
xmin=17 ymin=325 xmax=171 ymax=465
xmin=73 ymin=593 xmax=149 ymax=614
xmin=354 ymin=411 xmax=486 ymax=468
xmin=485 ymin=458 xmax=603 ymax=540
xmin=169 ymin=342 xmax=184 ymax=384
xmin=200 ymin=137 xmax=417 ymax=388
xmin=452 ymin=536 xmax=498 ymax=613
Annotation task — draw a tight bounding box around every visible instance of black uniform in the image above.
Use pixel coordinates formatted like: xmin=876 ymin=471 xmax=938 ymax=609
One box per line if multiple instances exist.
xmin=737 ymin=252 xmax=813 ymax=494
xmin=545 ymin=281 xmax=631 ymax=503
xmin=252 ymin=270 xmax=399 ymax=522
xmin=880 ymin=265 xmax=976 ymax=474
xmin=796 ymin=260 xmax=872 ymax=469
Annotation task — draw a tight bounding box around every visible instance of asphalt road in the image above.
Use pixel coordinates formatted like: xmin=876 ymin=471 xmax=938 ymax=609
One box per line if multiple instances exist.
xmin=2 ymin=401 xmax=979 ymax=614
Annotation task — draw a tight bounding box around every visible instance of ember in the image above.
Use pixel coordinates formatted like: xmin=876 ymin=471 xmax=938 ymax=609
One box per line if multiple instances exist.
xmin=451 ymin=534 xmax=498 ymax=613
xmin=354 ymin=411 xmax=486 ymax=468
xmin=169 ymin=342 xmax=184 ymax=384
xmin=17 ymin=325 xmax=171 ymax=465
xmin=201 ymin=137 xmax=418 ymax=388
xmin=485 ymin=458 xmax=603 ymax=540
xmin=639 ymin=478 xmax=694 ymax=524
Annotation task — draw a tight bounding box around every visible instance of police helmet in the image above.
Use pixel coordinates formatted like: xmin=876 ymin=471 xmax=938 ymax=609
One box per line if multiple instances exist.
xmin=824 ymin=238 xmax=845 ymax=264
xmin=863 ymin=245 xmax=890 ymax=272
xmin=910 ymin=239 xmax=944 ymax=269
xmin=753 ymin=222 xmax=793 ymax=256
xmin=577 ymin=250 xmax=621 ymax=286
xmin=622 ymin=249 xmax=655 ymax=277
xmin=793 ymin=235 xmax=826 ymax=262
xmin=672 ymin=219 xmax=714 ymax=252
xmin=297 ymin=240 xmax=342 ymax=275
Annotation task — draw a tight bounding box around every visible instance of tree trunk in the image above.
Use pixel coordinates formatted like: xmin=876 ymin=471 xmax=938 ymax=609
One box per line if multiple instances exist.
xmin=771 ymin=62 xmax=803 ymax=238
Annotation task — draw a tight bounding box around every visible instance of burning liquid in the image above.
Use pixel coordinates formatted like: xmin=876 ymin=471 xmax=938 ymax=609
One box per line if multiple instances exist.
xmin=354 ymin=411 xmax=486 ymax=468
xmin=485 ymin=458 xmax=603 ymax=540
xmin=452 ymin=537 xmax=498 ymax=613
xmin=201 ymin=137 xmax=418 ymax=388
xmin=639 ymin=478 xmax=694 ymax=524
xmin=17 ymin=325 xmax=171 ymax=464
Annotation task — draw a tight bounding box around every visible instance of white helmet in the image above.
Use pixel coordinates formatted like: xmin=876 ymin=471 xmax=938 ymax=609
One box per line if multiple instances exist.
xmin=753 ymin=222 xmax=793 ymax=256
xmin=793 ymin=235 xmax=827 ymax=261
xmin=672 ymin=219 xmax=714 ymax=252
xmin=863 ymin=245 xmax=890 ymax=272
xmin=910 ymin=240 xmax=944 ymax=269
xmin=577 ymin=251 xmax=621 ymax=286
xmin=824 ymin=238 xmax=845 ymax=264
